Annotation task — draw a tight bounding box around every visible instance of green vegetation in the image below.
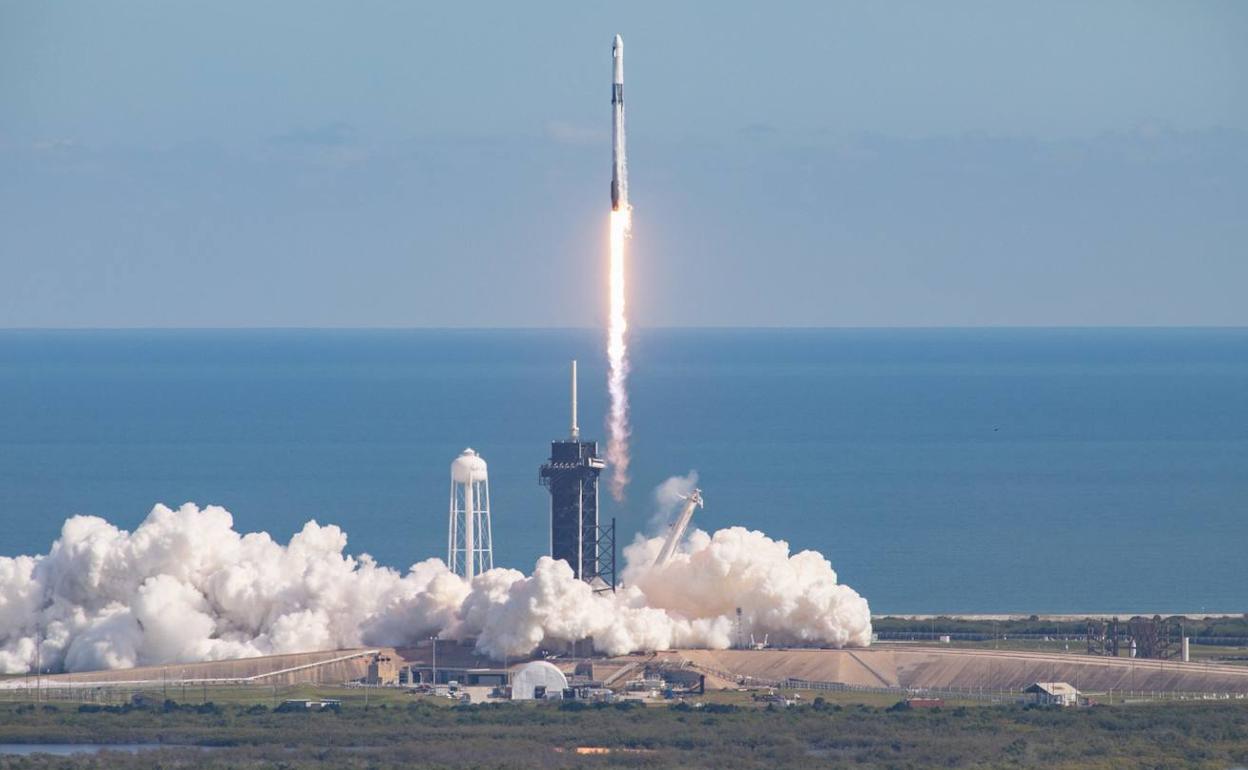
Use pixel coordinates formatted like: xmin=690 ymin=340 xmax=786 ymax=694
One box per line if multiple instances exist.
xmin=0 ymin=695 xmax=1246 ymax=768
xmin=1 ymin=684 xmax=434 ymax=711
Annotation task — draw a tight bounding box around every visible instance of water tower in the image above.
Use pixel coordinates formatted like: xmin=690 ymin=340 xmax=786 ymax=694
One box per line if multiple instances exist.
xmin=448 ymin=448 xmax=493 ymax=580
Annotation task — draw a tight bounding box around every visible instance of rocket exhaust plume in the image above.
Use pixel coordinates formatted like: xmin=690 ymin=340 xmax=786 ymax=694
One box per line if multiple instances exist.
xmin=607 ymin=34 xmax=632 ymax=501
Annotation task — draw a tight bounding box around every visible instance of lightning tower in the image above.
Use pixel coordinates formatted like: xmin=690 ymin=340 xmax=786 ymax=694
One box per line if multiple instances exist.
xmin=540 ymin=361 xmax=615 ymax=590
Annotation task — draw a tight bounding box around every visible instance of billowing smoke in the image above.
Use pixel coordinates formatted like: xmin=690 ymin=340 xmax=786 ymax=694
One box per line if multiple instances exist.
xmin=0 ymin=496 xmax=871 ymax=674
xmin=650 ymin=470 xmax=699 ymax=528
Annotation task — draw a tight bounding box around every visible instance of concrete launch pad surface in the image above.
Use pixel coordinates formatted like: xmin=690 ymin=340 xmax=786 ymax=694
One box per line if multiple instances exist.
xmin=2 ymin=648 xmax=388 ymax=689
xmin=648 ymin=646 xmax=1248 ymax=694
xmin=15 ymin=644 xmax=1248 ymax=696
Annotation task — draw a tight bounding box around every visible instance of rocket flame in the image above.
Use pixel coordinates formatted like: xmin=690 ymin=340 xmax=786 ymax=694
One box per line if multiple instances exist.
xmin=606 ymin=207 xmax=632 ymax=500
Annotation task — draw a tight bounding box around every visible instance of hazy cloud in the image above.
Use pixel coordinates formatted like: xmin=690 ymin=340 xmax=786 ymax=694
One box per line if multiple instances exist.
xmin=545 ymin=121 xmax=606 ymax=146
xmin=31 ymin=139 xmax=76 ymax=153
xmin=269 ymin=122 xmax=358 ymax=147
xmin=740 ymin=123 xmax=778 ymax=140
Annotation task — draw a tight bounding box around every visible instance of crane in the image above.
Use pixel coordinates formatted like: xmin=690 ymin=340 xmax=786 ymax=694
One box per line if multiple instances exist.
xmin=653 ymin=489 xmax=703 ymax=568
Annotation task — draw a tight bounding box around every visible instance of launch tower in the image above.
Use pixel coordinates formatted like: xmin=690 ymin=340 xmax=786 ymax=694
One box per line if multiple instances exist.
xmin=540 ymin=361 xmax=615 ymax=590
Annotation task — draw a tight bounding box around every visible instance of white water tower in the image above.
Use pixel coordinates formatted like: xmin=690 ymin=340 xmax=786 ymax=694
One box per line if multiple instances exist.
xmin=448 ymin=448 xmax=493 ymax=580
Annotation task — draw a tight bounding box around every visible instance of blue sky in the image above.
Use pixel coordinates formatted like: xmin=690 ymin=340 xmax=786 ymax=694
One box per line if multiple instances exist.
xmin=1 ymin=1 xmax=1245 ymax=327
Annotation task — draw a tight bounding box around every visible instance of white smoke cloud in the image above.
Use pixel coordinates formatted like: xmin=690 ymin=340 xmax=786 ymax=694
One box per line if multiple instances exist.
xmin=0 ymin=496 xmax=871 ymax=674
xmin=649 ymin=470 xmax=698 ymax=531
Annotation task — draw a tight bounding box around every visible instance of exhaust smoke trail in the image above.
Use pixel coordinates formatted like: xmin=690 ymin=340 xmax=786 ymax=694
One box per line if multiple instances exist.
xmin=607 ymin=34 xmax=631 ymax=501
xmin=606 ymin=207 xmax=631 ymax=500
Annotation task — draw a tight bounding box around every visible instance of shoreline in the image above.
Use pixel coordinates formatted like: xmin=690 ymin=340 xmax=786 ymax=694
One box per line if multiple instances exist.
xmin=875 ymin=613 xmax=1243 ymax=621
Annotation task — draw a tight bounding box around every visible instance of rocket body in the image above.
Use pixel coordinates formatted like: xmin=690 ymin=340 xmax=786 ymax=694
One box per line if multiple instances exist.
xmin=611 ymin=34 xmax=626 ymax=211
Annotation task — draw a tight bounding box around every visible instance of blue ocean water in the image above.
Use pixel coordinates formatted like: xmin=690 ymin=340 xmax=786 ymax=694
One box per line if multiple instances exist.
xmin=0 ymin=328 xmax=1244 ymax=614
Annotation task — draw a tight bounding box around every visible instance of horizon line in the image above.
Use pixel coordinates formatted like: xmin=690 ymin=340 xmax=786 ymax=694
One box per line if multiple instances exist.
xmin=1 ymin=324 xmax=1247 ymax=332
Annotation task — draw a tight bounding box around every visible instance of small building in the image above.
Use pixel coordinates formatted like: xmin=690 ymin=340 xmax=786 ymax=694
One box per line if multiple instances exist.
xmin=903 ymin=698 xmax=945 ymax=709
xmin=1024 ymin=682 xmax=1079 ymax=707
xmin=395 ymin=638 xmax=512 ymax=687
xmin=365 ymin=652 xmax=399 ymax=685
xmin=570 ymin=686 xmax=616 ymax=702
xmin=277 ymin=699 xmax=342 ymax=712
xmin=511 ymin=661 xmax=569 ymax=700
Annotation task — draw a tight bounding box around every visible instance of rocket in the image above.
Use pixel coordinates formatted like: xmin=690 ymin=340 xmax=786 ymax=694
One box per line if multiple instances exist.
xmin=610 ymin=34 xmax=626 ymax=212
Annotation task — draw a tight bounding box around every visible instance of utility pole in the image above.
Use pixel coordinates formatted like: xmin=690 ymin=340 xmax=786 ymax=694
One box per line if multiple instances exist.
xmin=34 ymin=628 xmax=41 ymax=704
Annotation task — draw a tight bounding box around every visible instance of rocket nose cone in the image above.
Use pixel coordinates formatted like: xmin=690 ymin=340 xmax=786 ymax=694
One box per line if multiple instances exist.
xmin=613 ymin=34 xmax=623 ymax=53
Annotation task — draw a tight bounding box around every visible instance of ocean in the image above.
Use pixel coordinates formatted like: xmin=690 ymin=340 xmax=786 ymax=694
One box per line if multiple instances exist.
xmin=0 ymin=328 xmax=1244 ymax=615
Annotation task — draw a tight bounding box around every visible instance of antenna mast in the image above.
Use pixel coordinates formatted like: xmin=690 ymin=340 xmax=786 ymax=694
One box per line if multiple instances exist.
xmin=570 ymin=360 xmax=579 ymax=440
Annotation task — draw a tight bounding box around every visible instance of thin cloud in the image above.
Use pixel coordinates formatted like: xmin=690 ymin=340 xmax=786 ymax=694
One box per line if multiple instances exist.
xmin=269 ymin=122 xmax=358 ymax=147
xmin=545 ymin=121 xmax=606 ymax=146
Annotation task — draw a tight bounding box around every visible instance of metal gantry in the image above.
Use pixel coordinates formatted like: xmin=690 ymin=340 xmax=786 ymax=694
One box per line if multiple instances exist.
xmin=539 ymin=361 xmax=614 ymax=591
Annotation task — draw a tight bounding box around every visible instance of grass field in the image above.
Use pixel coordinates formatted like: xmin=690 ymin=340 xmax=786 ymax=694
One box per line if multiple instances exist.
xmin=4 ymin=682 xmax=975 ymax=712
xmin=0 ymin=694 xmax=1246 ymax=769
xmin=1 ymin=683 xmax=441 ymax=709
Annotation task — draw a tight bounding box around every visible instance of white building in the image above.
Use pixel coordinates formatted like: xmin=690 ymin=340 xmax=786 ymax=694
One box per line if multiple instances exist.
xmin=1023 ymin=682 xmax=1080 ymax=707
xmin=511 ymin=661 xmax=569 ymax=700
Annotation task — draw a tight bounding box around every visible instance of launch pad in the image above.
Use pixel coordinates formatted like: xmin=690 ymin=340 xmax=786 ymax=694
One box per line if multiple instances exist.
xmin=13 ymin=644 xmax=1248 ymax=700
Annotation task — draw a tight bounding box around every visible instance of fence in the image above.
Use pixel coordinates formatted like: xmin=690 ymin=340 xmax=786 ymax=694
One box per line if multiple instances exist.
xmin=875 ymin=631 xmax=1248 ymax=646
xmin=778 ymin=677 xmax=1248 ymax=705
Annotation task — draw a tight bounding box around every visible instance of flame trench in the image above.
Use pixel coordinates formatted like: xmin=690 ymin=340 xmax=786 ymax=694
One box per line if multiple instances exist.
xmin=606 ymin=206 xmax=631 ymax=501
